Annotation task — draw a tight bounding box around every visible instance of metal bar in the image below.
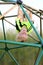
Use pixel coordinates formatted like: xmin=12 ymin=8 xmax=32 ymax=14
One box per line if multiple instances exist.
xmin=7 ymin=51 xmax=19 ymax=65
xmin=34 ymin=48 xmax=40 ymax=65
xmin=20 ymin=5 xmax=43 ymax=44
xmin=23 ymin=4 xmax=43 ymax=15
xmin=23 ymin=4 xmax=39 ymax=12
xmin=0 ymin=40 xmax=41 ymax=48
xmin=2 ymin=18 xmax=7 ymax=47
xmin=8 ymin=45 xmax=30 ymax=50
xmin=0 ymin=15 xmax=18 ymax=20
xmin=35 ymin=11 xmax=42 ymax=14
xmin=39 ymin=9 xmax=43 ymax=13
xmin=4 ymin=19 xmax=16 ymax=27
xmin=4 ymin=15 xmax=17 ymax=18
xmin=40 ymin=13 xmax=42 ymax=37
xmin=0 ymin=52 xmax=6 ymax=60
xmin=0 ymin=5 xmax=17 ymax=19
xmin=35 ymin=49 xmax=43 ymax=65
xmin=0 ymin=2 xmax=16 ymax=4
xmin=23 ymin=4 xmax=43 ymax=19
xmin=28 ymin=34 xmax=39 ymax=42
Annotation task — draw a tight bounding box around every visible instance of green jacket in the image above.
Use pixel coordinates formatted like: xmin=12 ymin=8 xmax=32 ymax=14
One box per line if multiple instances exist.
xmin=15 ymin=18 xmax=33 ymax=34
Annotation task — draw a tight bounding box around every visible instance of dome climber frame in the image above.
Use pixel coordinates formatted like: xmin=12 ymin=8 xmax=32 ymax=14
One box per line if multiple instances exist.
xmin=0 ymin=0 xmax=43 ymax=65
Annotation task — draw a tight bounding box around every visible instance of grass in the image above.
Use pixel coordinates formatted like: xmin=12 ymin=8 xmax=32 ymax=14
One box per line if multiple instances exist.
xmin=0 ymin=29 xmax=43 ymax=65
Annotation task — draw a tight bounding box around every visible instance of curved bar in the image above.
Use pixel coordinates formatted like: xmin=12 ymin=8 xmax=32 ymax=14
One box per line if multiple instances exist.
xmin=0 ymin=40 xmax=41 ymax=48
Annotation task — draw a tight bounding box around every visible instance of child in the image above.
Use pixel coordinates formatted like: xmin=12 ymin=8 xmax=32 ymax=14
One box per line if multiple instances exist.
xmin=16 ymin=6 xmax=33 ymax=42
